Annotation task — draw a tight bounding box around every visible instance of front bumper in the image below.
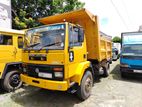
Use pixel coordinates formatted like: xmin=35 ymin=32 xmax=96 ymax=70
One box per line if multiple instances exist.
xmin=120 ymin=67 xmax=142 ymax=77
xmin=21 ymin=74 xmax=68 ymax=91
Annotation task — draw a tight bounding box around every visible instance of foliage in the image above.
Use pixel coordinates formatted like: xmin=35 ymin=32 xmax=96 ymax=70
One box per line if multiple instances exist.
xmin=112 ymin=36 xmax=121 ymax=43
xmin=11 ymin=0 xmax=85 ymax=29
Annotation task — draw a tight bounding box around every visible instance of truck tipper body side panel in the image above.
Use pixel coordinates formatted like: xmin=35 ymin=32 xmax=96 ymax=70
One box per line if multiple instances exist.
xmin=39 ymin=9 xmax=112 ymax=62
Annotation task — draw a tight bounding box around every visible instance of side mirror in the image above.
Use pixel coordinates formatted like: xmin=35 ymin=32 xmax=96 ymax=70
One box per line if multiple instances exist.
xmin=0 ymin=35 xmax=3 ymax=44
xmin=78 ymin=28 xmax=84 ymax=42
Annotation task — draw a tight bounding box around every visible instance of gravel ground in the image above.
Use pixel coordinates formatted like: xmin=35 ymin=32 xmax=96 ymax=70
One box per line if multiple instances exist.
xmin=0 ymin=60 xmax=142 ymax=107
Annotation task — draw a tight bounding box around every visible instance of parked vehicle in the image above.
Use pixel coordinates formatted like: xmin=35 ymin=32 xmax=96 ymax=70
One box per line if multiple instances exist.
xmin=112 ymin=47 xmax=119 ymax=61
xmin=21 ymin=9 xmax=112 ymax=100
xmin=120 ymin=32 xmax=142 ymax=77
xmin=0 ymin=28 xmax=24 ymax=91
xmin=113 ymin=43 xmax=121 ymax=54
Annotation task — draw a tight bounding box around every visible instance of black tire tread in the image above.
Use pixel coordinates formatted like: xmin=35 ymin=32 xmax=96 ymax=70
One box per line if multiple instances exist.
xmin=77 ymin=70 xmax=93 ymax=100
xmin=2 ymin=70 xmax=22 ymax=92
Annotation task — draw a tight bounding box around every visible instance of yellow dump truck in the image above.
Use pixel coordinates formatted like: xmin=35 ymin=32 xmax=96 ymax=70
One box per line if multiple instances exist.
xmin=21 ymin=9 xmax=112 ymax=100
xmin=0 ymin=28 xmax=24 ymax=91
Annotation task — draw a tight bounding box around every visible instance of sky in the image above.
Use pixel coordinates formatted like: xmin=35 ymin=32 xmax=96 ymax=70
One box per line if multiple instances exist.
xmin=80 ymin=0 xmax=142 ymax=37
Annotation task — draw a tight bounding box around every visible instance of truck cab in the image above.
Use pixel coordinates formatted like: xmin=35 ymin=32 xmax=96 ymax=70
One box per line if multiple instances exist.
xmin=21 ymin=9 xmax=112 ymax=100
xmin=120 ymin=32 xmax=142 ymax=77
xmin=0 ymin=28 xmax=24 ymax=91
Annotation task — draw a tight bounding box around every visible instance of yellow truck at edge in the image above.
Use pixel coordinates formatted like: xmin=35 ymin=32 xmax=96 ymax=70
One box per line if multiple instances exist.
xmin=0 ymin=28 xmax=24 ymax=91
xmin=21 ymin=9 xmax=112 ymax=100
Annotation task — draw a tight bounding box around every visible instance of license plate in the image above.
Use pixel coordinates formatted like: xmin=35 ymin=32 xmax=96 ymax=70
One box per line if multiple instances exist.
xmin=38 ymin=72 xmax=52 ymax=78
xmin=133 ymin=70 xmax=142 ymax=73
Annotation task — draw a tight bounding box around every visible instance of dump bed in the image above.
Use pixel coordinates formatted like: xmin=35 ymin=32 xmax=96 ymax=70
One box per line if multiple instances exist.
xmin=39 ymin=9 xmax=112 ymax=61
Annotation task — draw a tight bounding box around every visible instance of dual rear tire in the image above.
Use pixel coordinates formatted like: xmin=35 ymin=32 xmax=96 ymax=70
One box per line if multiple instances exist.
xmin=99 ymin=62 xmax=110 ymax=77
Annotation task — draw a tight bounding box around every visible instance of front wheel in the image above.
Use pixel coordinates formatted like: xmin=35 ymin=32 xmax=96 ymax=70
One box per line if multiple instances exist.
xmin=77 ymin=70 xmax=93 ymax=100
xmin=2 ymin=70 xmax=22 ymax=92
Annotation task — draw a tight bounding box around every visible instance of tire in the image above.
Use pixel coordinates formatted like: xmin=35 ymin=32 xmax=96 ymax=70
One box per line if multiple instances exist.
xmin=112 ymin=53 xmax=118 ymax=61
xmin=77 ymin=70 xmax=93 ymax=100
xmin=102 ymin=63 xmax=110 ymax=77
xmin=109 ymin=59 xmax=112 ymax=64
xmin=121 ymin=72 xmax=127 ymax=78
xmin=2 ymin=70 xmax=22 ymax=92
xmin=113 ymin=58 xmax=117 ymax=61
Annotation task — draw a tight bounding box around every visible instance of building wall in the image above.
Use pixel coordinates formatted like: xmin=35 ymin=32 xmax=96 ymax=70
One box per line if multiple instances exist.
xmin=0 ymin=0 xmax=11 ymax=28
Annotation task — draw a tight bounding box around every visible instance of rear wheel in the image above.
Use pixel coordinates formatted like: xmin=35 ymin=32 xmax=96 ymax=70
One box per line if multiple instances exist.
xmin=2 ymin=70 xmax=22 ymax=92
xmin=77 ymin=70 xmax=93 ymax=100
xmin=112 ymin=53 xmax=118 ymax=61
xmin=100 ymin=63 xmax=110 ymax=77
xmin=121 ymin=72 xmax=127 ymax=78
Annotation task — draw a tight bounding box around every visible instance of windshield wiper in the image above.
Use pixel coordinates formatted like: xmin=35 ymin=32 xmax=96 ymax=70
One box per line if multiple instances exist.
xmin=38 ymin=42 xmax=61 ymax=51
xmin=28 ymin=43 xmax=40 ymax=48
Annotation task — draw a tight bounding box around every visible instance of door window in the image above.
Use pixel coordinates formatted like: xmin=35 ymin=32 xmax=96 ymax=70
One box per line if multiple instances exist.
xmin=18 ymin=36 xmax=23 ymax=48
xmin=0 ymin=35 xmax=13 ymax=45
xmin=69 ymin=25 xmax=83 ymax=47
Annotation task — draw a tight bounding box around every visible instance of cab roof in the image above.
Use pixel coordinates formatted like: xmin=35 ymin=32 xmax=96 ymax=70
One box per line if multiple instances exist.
xmin=39 ymin=8 xmax=96 ymax=25
xmin=0 ymin=28 xmax=25 ymax=35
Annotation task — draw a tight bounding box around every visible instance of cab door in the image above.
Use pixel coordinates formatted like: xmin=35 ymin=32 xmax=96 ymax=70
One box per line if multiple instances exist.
xmin=0 ymin=34 xmax=15 ymax=62
xmin=67 ymin=25 xmax=87 ymax=77
xmin=13 ymin=36 xmax=24 ymax=61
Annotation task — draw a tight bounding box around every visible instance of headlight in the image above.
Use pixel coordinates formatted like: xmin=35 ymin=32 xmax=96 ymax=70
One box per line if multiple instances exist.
xmin=54 ymin=72 xmax=63 ymax=78
xmin=120 ymin=63 xmax=129 ymax=67
xmin=23 ymin=68 xmax=27 ymax=73
xmin=53 ymin=67 xmax=63 ymax=78
xmin=22 ymin=63 xmax=28 ymax=73
xmin=23 ymin=68 xmax=27 ymax=72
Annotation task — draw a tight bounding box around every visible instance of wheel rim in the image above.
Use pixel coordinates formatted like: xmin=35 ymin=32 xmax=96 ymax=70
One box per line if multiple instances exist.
xmin=84 ymin=77 xmax=92 ymax=93
xmin=107 ymin=63 xmax=110 ymax=72
xmin=9 ymin=73 xmax=20 ymax=88
xmin=99 ymin=67 xmax=104 ymax=75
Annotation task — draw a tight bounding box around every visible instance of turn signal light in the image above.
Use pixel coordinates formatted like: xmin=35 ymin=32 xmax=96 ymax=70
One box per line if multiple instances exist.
xmin=53 ymin=67 xmax=63 ymax=72
xmin=22 ymin=63 xmax=27 ymax=67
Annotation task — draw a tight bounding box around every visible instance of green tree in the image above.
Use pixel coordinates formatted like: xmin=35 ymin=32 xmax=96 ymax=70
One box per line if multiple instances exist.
xmin=112 ymin=36 xmax=121 ymax=43
xmin=12 ymin=0 xmax=85 ymax=29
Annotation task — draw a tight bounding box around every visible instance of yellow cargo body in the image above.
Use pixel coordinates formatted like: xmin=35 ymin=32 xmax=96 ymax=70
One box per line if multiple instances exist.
xmin=39 ymin=9 xmax=112 ymax=61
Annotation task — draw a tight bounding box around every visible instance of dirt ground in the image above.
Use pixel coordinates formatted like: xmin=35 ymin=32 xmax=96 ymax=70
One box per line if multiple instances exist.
xmin=0 ymin=60 xmax=142 ymax=107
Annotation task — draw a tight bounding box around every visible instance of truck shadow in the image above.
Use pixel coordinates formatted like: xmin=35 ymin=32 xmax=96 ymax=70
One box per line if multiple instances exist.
xmin=110 ymin=64 xmax=142 ymax=83
xmin=11 ymin=86 xmax=82 ymax=107
xmin=0 ymin=89 xmax=6 ymax=94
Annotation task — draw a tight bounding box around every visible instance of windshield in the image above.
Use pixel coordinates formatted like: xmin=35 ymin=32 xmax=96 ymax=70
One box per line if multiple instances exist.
xmin=122 ymin=33 xmax=142 ymax=45
xmin=122 ymin=44 xmax=142 ymax=55
xmin=26 ymin=24 xmax=65 ymax=50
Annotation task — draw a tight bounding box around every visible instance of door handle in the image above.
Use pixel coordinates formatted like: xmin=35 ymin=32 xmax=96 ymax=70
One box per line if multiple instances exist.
xmin=83 ymin=54 xmax=87 ymax=59
xmin=13 ymin=47 xmax=17 ymax=54
xmin=13 ymin=47 xmax=17 ymax=57
xmin=69 ymin=51 xmax=74 ymax=62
